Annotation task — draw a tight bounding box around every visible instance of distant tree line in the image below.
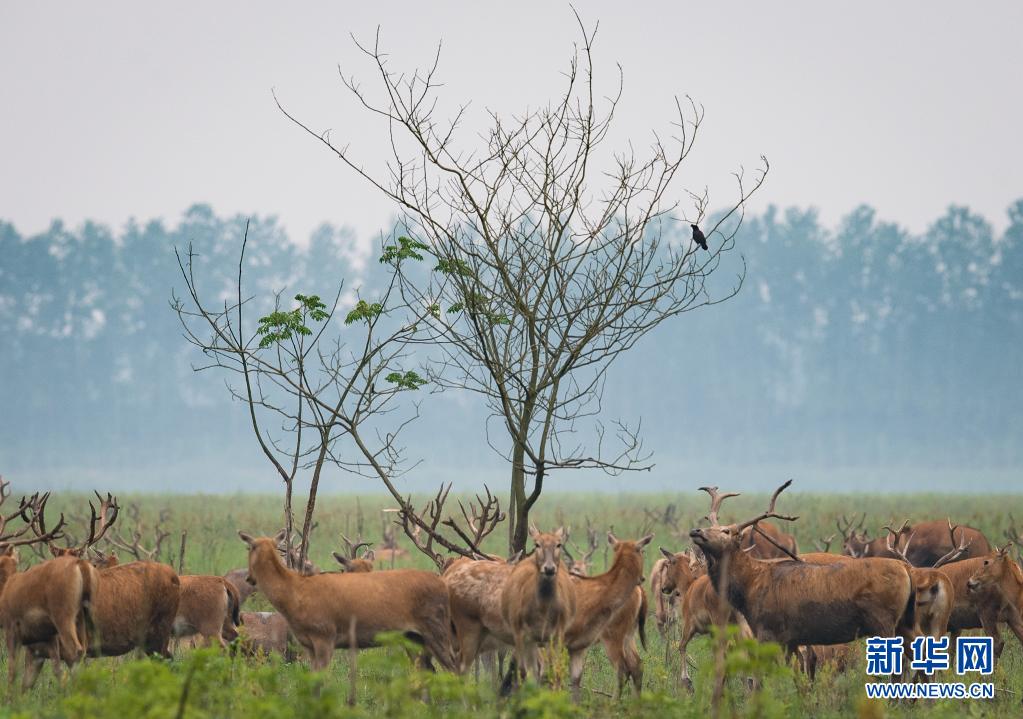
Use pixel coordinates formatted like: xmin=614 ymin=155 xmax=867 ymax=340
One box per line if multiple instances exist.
xmin=1 ymin=200 xmax=1020 ymax=488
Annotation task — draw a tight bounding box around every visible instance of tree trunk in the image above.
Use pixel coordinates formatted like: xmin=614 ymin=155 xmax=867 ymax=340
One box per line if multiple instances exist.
xmin=283 ymin=478 xmax=295 ymax=569
xmin=509 ymin=442 xmax=529 ymax=554
xmin=298 ymin=437 xmax=329 ymax=569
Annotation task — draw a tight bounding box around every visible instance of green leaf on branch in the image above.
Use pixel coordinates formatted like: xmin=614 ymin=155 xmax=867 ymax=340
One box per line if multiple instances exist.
xmin=344 ymin=300 xmax=383 ymax=325
xmin=256 ymin=294 xmax=328 ymax=348
xmin=428 ymin=303 xmax=441 ymax=319
xmin=380 ymin=236 xmax=430 ymax=264
xmin=434 ymin=257 xmax=473 ymax=276
xmin=385 ymin=370 xmax=428 ymax=390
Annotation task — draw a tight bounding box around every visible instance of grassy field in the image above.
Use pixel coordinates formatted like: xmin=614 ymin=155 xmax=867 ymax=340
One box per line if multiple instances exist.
xmin=2 ymin=490 xmax=1022 ymax=718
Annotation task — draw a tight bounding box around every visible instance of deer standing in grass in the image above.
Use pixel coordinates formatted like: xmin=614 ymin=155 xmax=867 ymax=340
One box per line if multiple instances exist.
xmin=239 ymin=530 xmax=457 ymax=671
xmin=50 ymin=494 xmax=181 ymax=658
xmin=0 ymin=486 xmax=86 ymax=689
xmin=964 ymin=544 xmax=1023 ymax=663
xmin=173 ymin=576 xmax=242 ymax=648
xmin=500 ymin=527 xmax=576 ymax=686
xmin=560 ymin=532 xmax=653 ymax=701
xmin=688 ymin=482 xmax=918 ymax=673
xmin=883 ymin=521 xmax=968 ymax=638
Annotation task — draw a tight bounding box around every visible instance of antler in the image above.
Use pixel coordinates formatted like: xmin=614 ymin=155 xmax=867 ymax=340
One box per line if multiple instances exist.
xmin=339 ymin=534 xmax=372 ymax=559
xmin=12 ymin=492 xmax=67 ymax=548
xmin=698 ymin=486 xmax=740 ymax=526
xmin=105 ymin=503 xmax=168 ymax=561
xmin=735 ymin=480 xmax=799 ymax=532
xmin=396 ymin=483 xmax=506 ymax=569
xmin=835 ymin=513 xmax=866 ymax=541
xmin=882 ymin=521 xmax=914 ymax=565
xmin=932 ymin=518 xmax=972 ymax=569
xmin=813 ymin=534 xmax=836 ymax=553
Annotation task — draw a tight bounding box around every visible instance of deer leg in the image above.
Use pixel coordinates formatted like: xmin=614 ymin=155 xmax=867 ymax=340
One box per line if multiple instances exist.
xmin=309 ymin=634 xmax=335 ymax=672
xmin=568 ymin=648 xmax=587 ymax=703
xmin=6 ymin=630 xmax=20 ymax=690
xmin=979 ymin=611 xmax=1005 ymax=659
xmin=600 ymin=636 xmax=627 ymax=699
xmin=678 ymin=620 xmax=698 ymax=694
xmin=1003 ymin=607 xmax=1023 ymax=655
xmin=21 ymin=652 xmax=44 ymax=692
xmin=625 ymin=638 xmax=643 ymax=696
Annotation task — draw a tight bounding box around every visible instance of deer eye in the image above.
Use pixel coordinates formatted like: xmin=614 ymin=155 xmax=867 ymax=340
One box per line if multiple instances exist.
xmin=984 ymin=560 xmax=989 ymax=565
xmin=556 ymin=543 xmax=562 ymax=548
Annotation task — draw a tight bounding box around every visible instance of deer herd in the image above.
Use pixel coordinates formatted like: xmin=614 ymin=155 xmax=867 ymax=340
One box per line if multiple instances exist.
xmin=1 ymin=476 xmax=1022 ymax=703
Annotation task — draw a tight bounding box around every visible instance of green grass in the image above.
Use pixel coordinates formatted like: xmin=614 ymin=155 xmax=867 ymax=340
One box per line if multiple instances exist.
xmin=2 ymin=491 xmax=1022 ymax=718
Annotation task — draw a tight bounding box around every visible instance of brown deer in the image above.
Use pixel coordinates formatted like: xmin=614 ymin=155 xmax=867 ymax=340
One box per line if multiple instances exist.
xmin=235 ymin=611 xmax=297 ymax=661
xmin=841 ymin=516 xmax=989 ymax=566
xmin=173 ymin=575 xmax=242 ymax=648
xmin=500 ymin=526 xmax=576 ymax=685
xmin=740 ymin=520 xmax=798 ymax=559
xmin=964 ymin=545 xmax=1023 ymax=662
xmin=238 ymin=530 xmax=457 ymax=671
xmin=649 ymin=557 xmax=674 ymax=637
xmin=561 ymin=532 xmax=653 ymax=701
xmin=332 ymin=534 xmax=375 ymax=573
xmin=659 ymin=536 xmax=751 ymax=692
xmin=883 ymin=521 xmax=968 ymax=638
xmin=50 ymin=494 xmax=182 ymax=658
xmin=0 ymin=486 xmax=84 ymax=689
xmin=224 ymin=567 xmax=259 ymax=606
xmin=443 ymin=555 xmax=520 ymax=673
xmin=689 ymin=482 xmax=917 ymax=667
xmin=563 ymin=521 xmax=599 ymax=577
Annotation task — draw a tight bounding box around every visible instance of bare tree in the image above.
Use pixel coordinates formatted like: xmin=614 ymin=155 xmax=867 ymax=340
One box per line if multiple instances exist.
xmin=277 ymin=13 xmax=767 ymax=552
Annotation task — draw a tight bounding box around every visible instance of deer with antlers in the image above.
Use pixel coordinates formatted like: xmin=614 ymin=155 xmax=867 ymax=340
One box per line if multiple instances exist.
xmin=563 ymin=521 xmax=599 ymax=577
xmin=238 ymin=530 xmax=457 ymax=671
xmin=332 ymin=534 xmax=375 ymax=573
xmin=882 ymin=520 xmax=969 ymax=639
xmin=688 ymin=482 xmax=918 ymax=673
xmin=840 ymin=514 xmax=990 ymax=566
xmin=499 ymin=527 xmax=576 ymax=688
xmin=0 ymin=484 xmax=91 ymax=689
xmin=49 ymin=493 xmax=182 ymax=658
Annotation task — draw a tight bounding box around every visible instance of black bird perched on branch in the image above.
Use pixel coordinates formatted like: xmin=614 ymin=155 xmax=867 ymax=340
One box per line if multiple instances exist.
xmin=690 ymin=223 xmax=708 ymax=251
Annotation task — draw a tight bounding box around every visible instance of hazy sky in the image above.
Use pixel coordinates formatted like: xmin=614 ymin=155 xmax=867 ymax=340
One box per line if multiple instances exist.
xmin=3 ymin=1 xmax=1021 ymax=246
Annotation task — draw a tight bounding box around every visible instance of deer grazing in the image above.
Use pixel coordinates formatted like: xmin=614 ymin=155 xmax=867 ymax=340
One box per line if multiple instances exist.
xmin=500 ymin=526 xmax=576 ymax=686
xmin=235 ymin=611 xmax=297 ymax=661
xmin=238 ymin=530 xmax=457 ymax=671
xmin=689 ymin=482 xmax=918 ymax=669
xmin=332 ymin=534 xmax=375 ymax=573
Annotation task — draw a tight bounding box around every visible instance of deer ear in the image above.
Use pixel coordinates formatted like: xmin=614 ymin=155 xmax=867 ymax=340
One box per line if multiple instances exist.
xmin=554 ymin=527 xmax=565 ymax=541
xmin=272 ymin=529 xmax=288 ymax=545
xmin=659 ymin=547 xmax=675 ymax=561
xmin=332 ymin=552 xmax=351 ymax=568
xmin=238 ymin=531 xmax=256 ymax=547
xmin=637 ymin=534 xmax=654 ymax=550
xmin=529 ymin=524 xmax=541 ymax=540
xmin=607 ymin=531 xmax=619 ymax=546
xmin=0 ymin=544 xmax=13 ymax=557
xmin=507 ymin=550 xmax=524 ymax=565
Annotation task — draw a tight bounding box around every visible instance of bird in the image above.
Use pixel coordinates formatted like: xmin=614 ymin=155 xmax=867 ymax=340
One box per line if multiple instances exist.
xmin=691 ymin=224 xmax=708 ymax=251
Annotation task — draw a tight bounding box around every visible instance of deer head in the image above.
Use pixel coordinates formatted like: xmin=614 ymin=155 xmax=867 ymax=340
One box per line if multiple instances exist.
xmin=966 ymin=543 xmax=1016 ymax=594
xmin=528 ymin=525 xmax=566 ymax=577
xmin=689 ymin=481 xmax=798 ymax=561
